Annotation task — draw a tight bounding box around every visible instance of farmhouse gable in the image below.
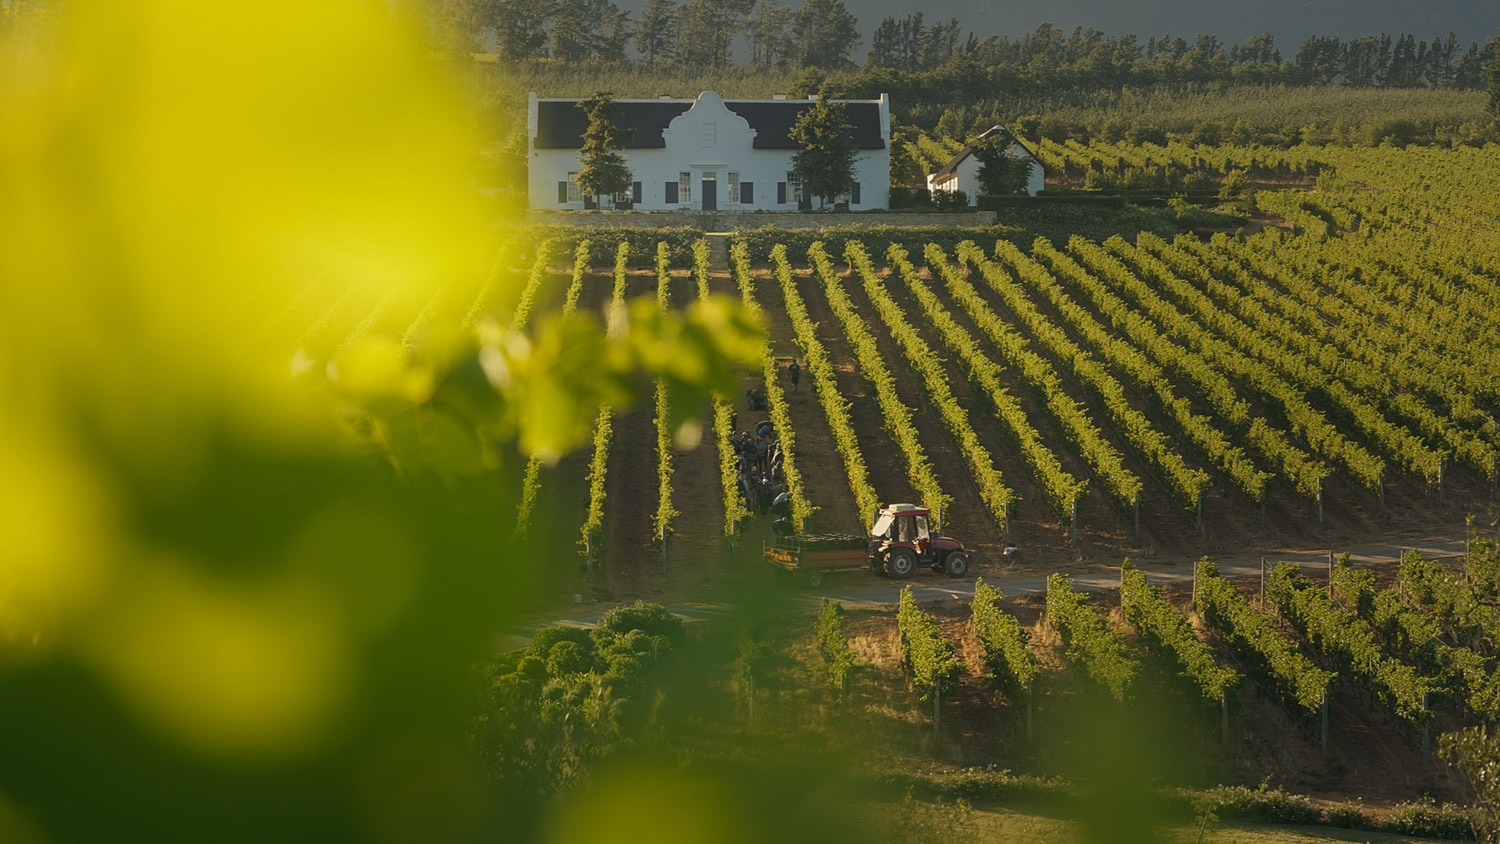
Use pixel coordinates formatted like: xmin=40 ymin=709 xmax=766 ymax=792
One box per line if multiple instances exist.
xmin=926 ymin=125 xmax=1046 ymax=202
xmin=528 ymin=91 xmax=891 ymax=211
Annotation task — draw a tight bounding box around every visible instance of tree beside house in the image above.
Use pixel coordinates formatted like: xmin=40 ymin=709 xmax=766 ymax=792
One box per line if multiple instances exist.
xmin=926 ymin=125 xmax=1046 ymax=203
xmin=789 ymin=98 xmax=858 ymax=208
xmin=575 ymin=92 xmax=633 ymax=209
xmin=972 ymin=132 xmax=1033 ymax=196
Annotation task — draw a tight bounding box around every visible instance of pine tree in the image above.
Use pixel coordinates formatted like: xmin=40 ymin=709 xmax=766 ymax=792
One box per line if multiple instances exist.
xmin=494 ymin=0 xmax=550 ymax=60
xmin=674 ymin=0 xmax=749 ymax=69
xmin=745 ymin=0 xmax=792 ymax=69
xmin=551 ymin=0 xmax=630 ymax=63
xmin=789 ymin=0 xmax=860 ymax=70
xmin=866 ymin=17 xmax=903 ymax=69
xmin=635 ymin=0 xmax=678 ymax=65
xmin=575 ymin=93 xmax=632 ymax=209
xmin=1488 ymin=29 xmax=1500 ymax=122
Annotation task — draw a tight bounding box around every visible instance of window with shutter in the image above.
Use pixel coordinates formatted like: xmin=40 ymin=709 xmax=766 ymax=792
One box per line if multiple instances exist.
xmin=665 ymin=181 xmax=678 ymax=204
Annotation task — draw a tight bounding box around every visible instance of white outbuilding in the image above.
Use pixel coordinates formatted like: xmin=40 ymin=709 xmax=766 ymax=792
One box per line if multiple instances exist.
xmin=527 ymin=90 xmax=891 ymax=211
xmin=926 ymin=125 xmax=1046 ymax=203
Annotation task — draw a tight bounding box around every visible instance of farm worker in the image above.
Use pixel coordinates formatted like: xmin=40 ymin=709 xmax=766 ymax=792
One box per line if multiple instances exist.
xmin=755 ymin=420 xmax=773 ymax=439
xmin=754 ymin=437 xmax=769 ymax=472
xmin=770 ymin=485 xmax=791 ymax=517
xmin=788 ymin=360 xmax=800 ymax=391
xmin=756 ymin=477 xmax=776 ymax=516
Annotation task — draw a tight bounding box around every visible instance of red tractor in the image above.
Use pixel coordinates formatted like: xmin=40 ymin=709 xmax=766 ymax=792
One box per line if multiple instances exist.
xmin=763 ymin=503 xmax=970 ymax=585
xmin=868 ymin=503 xmax=970 ymax=579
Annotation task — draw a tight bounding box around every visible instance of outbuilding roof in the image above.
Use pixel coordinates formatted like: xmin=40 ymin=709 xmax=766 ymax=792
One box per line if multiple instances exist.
xmin=929 ymin=125 xmax=1038 ymax=183
xmin=533 ymin=96 xmax=886 ymax=150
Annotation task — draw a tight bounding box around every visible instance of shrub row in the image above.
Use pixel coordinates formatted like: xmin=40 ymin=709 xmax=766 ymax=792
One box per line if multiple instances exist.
xmin=848 ymin=241 xmax=1015 ymax=530
xmin=978 ymin=193 xmax=1127 ymax=209
xmin=732 ymin=225 xmax=1017 ymax=265
xmin=768 ymin=244 xmax=880 ymax=523
xmin=519 ymin=225 xmax=701 ymax=267
xmin=880 ymin=769 xmax=1474 ymax=840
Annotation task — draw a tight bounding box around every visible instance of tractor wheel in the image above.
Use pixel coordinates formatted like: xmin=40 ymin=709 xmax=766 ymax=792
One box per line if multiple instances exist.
xmin=807 ymin=570 xmax=825 ymax=588
xmin=943 ymin=551 xmax=970 ymax=578
xmin=885 ymin=548 xmax=917 ymax=579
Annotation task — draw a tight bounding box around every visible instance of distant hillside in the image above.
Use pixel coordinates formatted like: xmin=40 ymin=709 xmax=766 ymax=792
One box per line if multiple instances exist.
xmin=613 ymin=0 xmax=1498 ymax=57
xmin=835 ymin=0 xmax=1497 ymax=47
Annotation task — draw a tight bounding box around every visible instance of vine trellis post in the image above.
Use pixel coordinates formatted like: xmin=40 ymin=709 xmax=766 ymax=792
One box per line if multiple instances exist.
xmin=1320 ymin=691 xmax=1330 ymax=756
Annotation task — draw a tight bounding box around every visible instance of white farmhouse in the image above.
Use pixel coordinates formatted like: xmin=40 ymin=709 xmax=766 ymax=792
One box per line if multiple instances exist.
xmin=926 ymin=126 xmax=1046 ymax=202
xmin=528 ymin=91 xmax=891 ymax=211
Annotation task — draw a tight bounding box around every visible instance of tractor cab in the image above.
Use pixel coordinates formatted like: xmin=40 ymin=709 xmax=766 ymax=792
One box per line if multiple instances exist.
xmin=867 ymin=503 xmax=969 ymax=579
xmin=870 ymin=505 xmax=931 ymax=555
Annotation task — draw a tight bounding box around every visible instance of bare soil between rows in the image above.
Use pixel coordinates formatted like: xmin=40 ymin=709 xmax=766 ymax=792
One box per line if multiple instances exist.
xmin=533 ymin=264 xmax=1496 ymax=615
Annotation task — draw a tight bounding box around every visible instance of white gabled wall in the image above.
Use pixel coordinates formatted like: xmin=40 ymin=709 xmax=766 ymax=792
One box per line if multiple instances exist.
xmin=528 ymin=91 xmax=891 ymax=211
xmin=1022 ymin=147 xmax=1046 ymax=196
xmin=928 ymin=142 xmax=1047 ymax=203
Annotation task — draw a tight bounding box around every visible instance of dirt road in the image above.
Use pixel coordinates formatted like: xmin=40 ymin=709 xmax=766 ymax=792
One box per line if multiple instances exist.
xmin=492 ymin=533 xmax=1470 ymax=652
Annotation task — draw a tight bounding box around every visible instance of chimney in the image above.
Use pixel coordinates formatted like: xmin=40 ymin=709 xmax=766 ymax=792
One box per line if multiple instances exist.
xmin=772 ymin=93 xmax=786 ymax=100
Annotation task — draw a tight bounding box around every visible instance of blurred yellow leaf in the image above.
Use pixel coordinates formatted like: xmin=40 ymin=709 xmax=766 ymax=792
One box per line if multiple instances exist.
xmin=81 ymin=559 xmax=353 ymax=760
xmin=0 ymin=430 xmax=117 ymax=656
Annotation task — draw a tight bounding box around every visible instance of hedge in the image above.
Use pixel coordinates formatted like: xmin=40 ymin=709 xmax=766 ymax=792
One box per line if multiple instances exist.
xmin=515 ymin=225 xmax=701 ymax=267
xmin=977 ymin=193 xmax=1128 ymax=210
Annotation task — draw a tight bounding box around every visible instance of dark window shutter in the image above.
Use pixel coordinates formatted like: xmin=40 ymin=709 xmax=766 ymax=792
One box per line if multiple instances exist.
xmin=852 ymin=182 xmax=861 ymax=205
xmin=632 ymin=182 xmax=642 ymax=204
xmin=558 ymin=181 xmax=568 ymax=204
xmin=665 ymin=181 xmax=678 ymax=204
xmin=777 ymin=182 xmax=786 ymax=204
xmin=741 ymin=182 xmax=753 ymax=204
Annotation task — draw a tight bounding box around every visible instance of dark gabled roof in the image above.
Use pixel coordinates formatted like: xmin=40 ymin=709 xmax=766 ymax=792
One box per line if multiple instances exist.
xmin=731 ymin=101 xmax=886 ymax=150
xmin=534 ymin=100 xmax=691 ymax=149
xmin=533 ymin=97 xmax=885 ymax=150
xmin=930 ymin=145 xmax=976 ymax=182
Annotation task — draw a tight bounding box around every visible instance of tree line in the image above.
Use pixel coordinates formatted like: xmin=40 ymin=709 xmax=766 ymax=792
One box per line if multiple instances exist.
xmin=414 ymin=0 xmax=1496 ymax=94
xmin=864 ymin=22 xmax=1493 ymax=91
xmin=417 ymin=0 xmax=861 ymax=69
